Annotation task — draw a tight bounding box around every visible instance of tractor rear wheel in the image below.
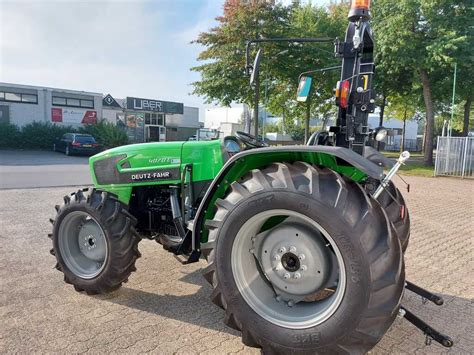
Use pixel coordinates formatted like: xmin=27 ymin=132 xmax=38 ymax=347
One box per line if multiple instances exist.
xmin=202 ymin=162 xmax=404 ymax=354
xmin=50 ymin=189 xmax=141 ymax=294
xmin=378 ymin=182 xmax=410 ymax=252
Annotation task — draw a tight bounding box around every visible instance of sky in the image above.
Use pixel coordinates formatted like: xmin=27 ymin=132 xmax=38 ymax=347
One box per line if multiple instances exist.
xmin=0 ymin=0 xmax=327 ymax=120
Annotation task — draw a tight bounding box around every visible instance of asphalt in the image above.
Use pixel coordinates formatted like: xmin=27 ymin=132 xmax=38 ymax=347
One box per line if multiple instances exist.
xmin=0 ymin=150 xmax=92 ymax=189
xmin=0 ymin=175 xmax=473 ymax=353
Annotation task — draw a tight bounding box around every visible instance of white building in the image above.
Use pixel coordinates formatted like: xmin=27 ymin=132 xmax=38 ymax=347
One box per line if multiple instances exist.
xmin=0 ymin=82 xmax=103 ymax=127
xmin=368 ymin=114 xmax=420 ymax=151
xmin=204 ymin=106 xmax=249 ymax=137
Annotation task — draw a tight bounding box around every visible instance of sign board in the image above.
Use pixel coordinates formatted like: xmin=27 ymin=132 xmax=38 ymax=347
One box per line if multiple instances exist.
xmin=103 ymin=94 xmax=122 ymax=108
xmin=126 ymin=97 xmax=183 ymax=114
xmin=51 ymin=108 xmax=97 ymax=124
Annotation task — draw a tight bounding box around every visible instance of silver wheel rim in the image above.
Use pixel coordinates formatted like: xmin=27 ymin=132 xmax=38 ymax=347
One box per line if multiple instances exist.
xmin=58 ymin=211 xmax=108 ymax=279
xmin=231 ymin=209 xmax=346 ymax=329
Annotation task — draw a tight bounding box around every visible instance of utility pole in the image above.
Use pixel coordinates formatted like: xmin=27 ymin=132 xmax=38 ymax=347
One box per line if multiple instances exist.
xmin=449 ymin=62 xmax=457 ymax=137
xmin=305 ymin=100 xmax=311 ymax=143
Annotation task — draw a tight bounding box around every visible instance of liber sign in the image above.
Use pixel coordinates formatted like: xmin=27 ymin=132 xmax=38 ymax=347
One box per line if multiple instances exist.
xmin=126 ymin=97 xmax=184 ymax=114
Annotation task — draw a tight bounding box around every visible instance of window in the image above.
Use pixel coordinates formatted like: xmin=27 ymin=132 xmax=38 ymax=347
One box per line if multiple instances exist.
xmin=158 ymin=114 xmax=164 ymax=126
xmin=145 ymin=113 xmax=150 ymax=124
xmin=21 ymin=94 xmax=38 ymax=103
xmin=67 ymin=98 xmax=80 ymax=106
xmin=53 ymin=97 xmax=67 ymax=105
xmin=52 ymin=96 xmax=95 ymax=108
xmin=75 ymin=135 xmax=96 ymax=143
xmin=5 ymin=93 xmax=21 ymax=101
xmin=0 ymin=91 xmax=38 ymax=104
xmin=80 ymin=99 xmax=93 ymax=108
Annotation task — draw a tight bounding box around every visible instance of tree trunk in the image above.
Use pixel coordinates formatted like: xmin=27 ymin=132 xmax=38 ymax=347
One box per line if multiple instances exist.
xmin=463 ymin=96 xmax=472 ymax=136
xmin=420 ymin=69 xmax=434 ymax=166
xmin=304 ymin=101 xmax=310 ymax=143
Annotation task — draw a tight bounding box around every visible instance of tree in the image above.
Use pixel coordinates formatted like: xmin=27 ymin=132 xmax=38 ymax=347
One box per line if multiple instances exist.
xmin=385 ymin=94 xmax=423 ymax=151
xmin=191 ymin=1 xmax=290 ymax=107
xmin=372 ymin=0 xmax=471 ymax=166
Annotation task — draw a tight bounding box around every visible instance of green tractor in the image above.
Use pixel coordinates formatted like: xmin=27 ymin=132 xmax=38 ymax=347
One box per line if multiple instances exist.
xmin=49 ymin=1 xmax=453 ymax=353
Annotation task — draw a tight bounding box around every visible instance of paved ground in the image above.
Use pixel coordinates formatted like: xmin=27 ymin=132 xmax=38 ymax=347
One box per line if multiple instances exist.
xmin=0 ymin=150 xmax=92 ymax=189
xmin=0 ymin=176 xmax=473 ymax=354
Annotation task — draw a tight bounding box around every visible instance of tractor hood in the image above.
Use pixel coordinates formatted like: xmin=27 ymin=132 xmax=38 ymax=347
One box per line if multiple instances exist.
xmin=88 ymin=140 xmax=224 ymax=188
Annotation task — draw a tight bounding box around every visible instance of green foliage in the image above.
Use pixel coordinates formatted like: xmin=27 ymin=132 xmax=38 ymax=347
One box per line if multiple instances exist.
xmin=0 ymin=120 xmax=128 ymax=150
xmin=79 ymin=120 xmax=128 ymax=149
xmin=287 ymin=124 xmax=305 ymax=142
xmin=20 ymin=121 xmax=75 ymax=149
xmin=0 ymin=123 xmax=21 ymax=148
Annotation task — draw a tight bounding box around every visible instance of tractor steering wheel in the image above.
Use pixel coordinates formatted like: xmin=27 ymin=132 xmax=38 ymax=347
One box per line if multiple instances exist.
xmin=235 ymin=131 xmax=268 ymax=149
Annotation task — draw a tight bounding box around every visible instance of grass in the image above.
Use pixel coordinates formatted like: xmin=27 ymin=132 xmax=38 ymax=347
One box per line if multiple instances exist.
xmin=382 ymin=151 xmax=424 ymax=158
xmin=398 ymin=163 xmax=434 ymax=177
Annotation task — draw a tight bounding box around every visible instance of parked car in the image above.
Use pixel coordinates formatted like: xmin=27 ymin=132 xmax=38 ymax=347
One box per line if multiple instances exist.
xmin=53 ymin=133 xmax=100 ymax=156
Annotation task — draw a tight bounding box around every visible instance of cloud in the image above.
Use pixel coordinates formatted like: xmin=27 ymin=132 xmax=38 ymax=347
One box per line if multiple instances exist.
xmin=0 ymin=0 xmax=163 ymax=94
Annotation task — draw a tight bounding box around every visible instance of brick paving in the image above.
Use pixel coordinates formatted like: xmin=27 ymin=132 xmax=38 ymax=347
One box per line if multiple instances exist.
xmin=0 ymin=176 xmax=473 ymax=354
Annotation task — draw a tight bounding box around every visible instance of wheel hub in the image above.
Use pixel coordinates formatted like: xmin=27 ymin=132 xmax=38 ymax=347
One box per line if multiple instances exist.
xmin=231 ymin=209 xmax=346 ymax=329
xmin=78 ymin=221 xmax=106 ymax=262
xmin=257 ymin=220 xmax=331 ymax=300
xmin=58 ymin=211 xmax=108 ymax=279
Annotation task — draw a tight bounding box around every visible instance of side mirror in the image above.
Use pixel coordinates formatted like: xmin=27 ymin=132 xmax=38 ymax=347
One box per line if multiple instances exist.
xmin=250 ymin=49 xmax=262 ymax=87
xmin=296 ymin=76 xmax=312 ymax=102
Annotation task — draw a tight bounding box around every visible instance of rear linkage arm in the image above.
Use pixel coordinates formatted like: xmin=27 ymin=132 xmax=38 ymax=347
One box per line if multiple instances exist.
xmin=400 ymin=280 xmax=453 ymax=347
xmin=372 ymin=152 xmax=454 ymax=348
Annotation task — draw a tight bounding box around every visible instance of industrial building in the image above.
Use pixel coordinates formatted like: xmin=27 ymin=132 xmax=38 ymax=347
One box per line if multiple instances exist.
xmin=0 ymin=82 xmax=103 ymax=127
xmin=0 ymin=82 xmax=200 ymax=142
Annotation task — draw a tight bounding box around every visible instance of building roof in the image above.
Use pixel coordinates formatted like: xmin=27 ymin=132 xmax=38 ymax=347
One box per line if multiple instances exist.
xmin=0 ymin=82 xmax=103 ymax=96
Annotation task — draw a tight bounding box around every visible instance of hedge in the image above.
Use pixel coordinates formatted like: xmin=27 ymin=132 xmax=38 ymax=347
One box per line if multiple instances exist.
xmin=0 ymin=121 xmax=128 ymax=150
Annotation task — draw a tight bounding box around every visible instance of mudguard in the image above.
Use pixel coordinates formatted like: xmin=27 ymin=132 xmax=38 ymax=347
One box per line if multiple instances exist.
xmin=192 ymin=145 xmax=384 ymax=250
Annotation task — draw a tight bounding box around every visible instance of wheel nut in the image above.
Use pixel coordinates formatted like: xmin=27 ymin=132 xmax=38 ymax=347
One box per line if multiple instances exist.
xmin=284 ymin=272 xmax=291 ymax=279
xmin=301 ymin=265 xmax=307 ymax=271
xmin=298 ymin=254 xmax=305 ymax=260
xmin=249 ymin=248 xmax=255 ymax=254
xmin=279 ymin=247 xmax=287 ymax=253
xmin=276 ymin=296 xmax=282 ymax=302
xmin=294 ymin=272 xmax=301 ymax=279
xmin=287 ymin=300 xmax=295 ymax=307
xmin=289 ymin=246 xmax=297 ymax=253
xmin=273 ymin=254 xmax=281 ymax=261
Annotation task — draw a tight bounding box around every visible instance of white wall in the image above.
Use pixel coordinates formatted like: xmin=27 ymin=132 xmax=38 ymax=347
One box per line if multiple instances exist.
xmin=368 ymin=114 xmax=418 ymax=140
xmin=205 ymin=107 xmax=245 ymax=130
xmin=102 ymin=107 xmax=122 ymax=124
xmin=165 ymin=106 xmax=200 ymax=128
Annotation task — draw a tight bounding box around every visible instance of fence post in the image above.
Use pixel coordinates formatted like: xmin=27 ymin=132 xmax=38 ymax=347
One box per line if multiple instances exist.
xmin=434 ymin=136 xmax=440 ymax=176
xmin=461 ymin=137 xmax=469 ymax=178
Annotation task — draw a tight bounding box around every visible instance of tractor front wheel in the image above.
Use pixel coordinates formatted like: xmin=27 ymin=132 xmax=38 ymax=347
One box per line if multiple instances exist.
xmin=202 ymin=163 xmax=404 ymax=353
xmin=50 ymin=189 xmax=141 ymax=294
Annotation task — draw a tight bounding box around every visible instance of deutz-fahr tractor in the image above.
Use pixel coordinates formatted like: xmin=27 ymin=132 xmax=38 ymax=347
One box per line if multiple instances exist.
xmin=49 ymin=1 xmax=453 ymax=353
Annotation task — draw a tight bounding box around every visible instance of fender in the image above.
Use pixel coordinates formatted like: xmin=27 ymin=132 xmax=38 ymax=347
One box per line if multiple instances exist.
xmin=192 ymin=145 xmax=384 ymax=250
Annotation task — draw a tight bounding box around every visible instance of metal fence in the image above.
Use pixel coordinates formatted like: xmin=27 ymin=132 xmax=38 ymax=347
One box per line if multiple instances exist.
xmin=435 ymin=136 xmax=474 ymax=178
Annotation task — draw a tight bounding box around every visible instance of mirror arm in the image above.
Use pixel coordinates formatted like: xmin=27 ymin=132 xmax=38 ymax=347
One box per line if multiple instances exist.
xmin=298 ymin=65 xmax=342 ymax=81
xmin=246 ymin=37 xmax=335 ymax=76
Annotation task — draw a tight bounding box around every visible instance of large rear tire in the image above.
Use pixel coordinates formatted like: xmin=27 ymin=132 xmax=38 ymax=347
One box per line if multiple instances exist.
xmin=202 ymin=162 xmax=404 ymax=354
xmin=378 ymin=182 xmax=410 ymax=252
xmin=50 ymin=189 xmax=141 ymax=294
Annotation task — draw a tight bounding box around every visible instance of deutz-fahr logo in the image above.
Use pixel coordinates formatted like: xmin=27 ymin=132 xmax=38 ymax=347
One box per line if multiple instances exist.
xmin=131 ymin=171 xmax=171 ymax=181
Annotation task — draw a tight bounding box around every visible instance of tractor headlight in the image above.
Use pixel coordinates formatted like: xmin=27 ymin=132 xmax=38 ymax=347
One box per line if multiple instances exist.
xmin=375 ymin=127 xmax=387 ymax=142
